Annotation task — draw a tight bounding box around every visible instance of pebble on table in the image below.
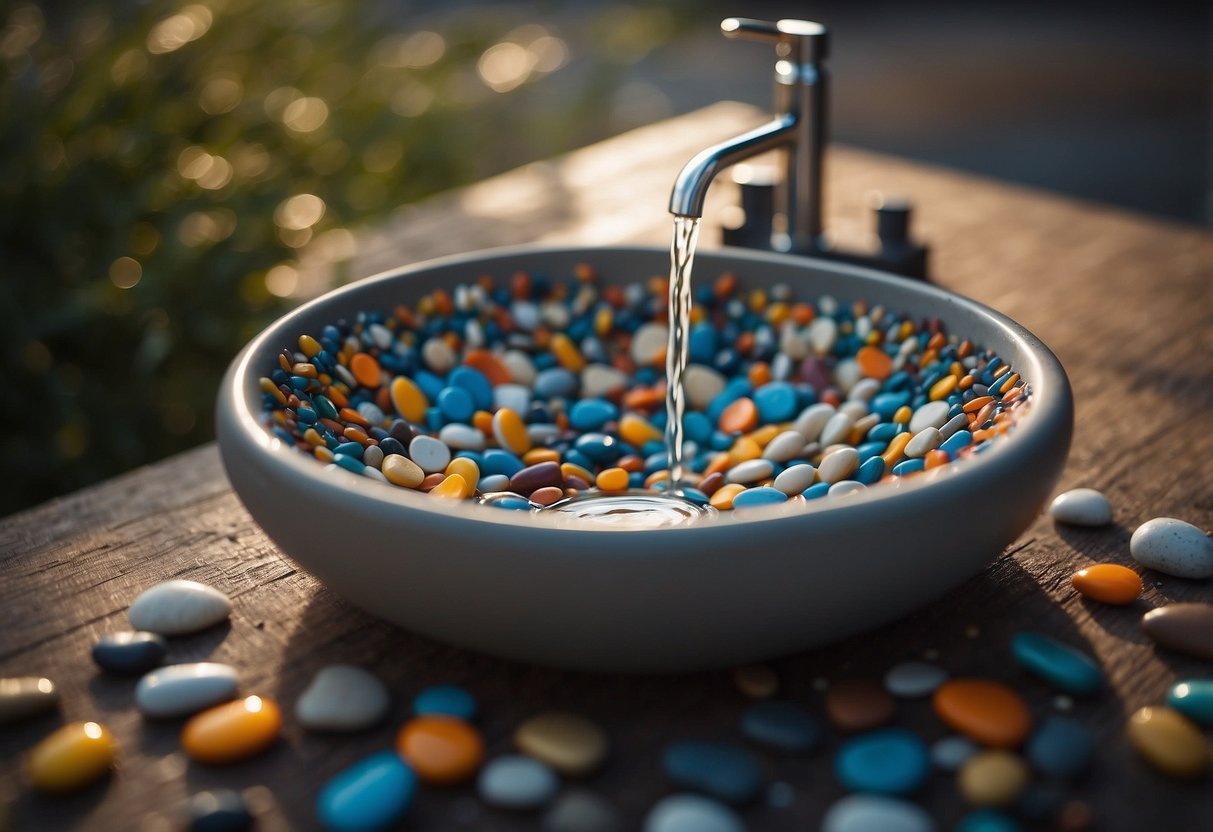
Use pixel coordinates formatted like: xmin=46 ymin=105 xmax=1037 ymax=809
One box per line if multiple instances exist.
xmin=396 ymin=715 xmax=485 ymax=785
xmin=513 ymin=711 xmax=608 ymax=777
xmin=92 ymin=631 xmax=169 ymax=676
xmin=1047 ymin=488 xmax=1112 ymax=526
xmin=1140 ymin=602 xmax=1213 ymax=661
xmin=1129 ymin=517 xmax=1213 ymax=579
xmin=295 ymin=664 xmax=389 ymax=732
xmin=24 ymin=721 xmax=115 ymax=794
xmin=181 ymin=695 xmax=282 ymax=765
xmin=1125 ymin=706 xmax=1210 ymax=779
xmin=824 ymin=678 xmax=895 ymax=732
xmin=1070 ymin=563 xmax=1142 ymax=605
xmin=933 ymin=679 xmax=1032 ymax=748
xmin=644 ymin=794 xmax=745 ymax=832
xmin=128 ymin=579 xmax=232 ymax=636
xmin=135 ymin=662 xmax=240 ymax=719
xmin=476 ymin=754 xmax=559 ymax=811
xmin=317 ymin=751 xmax=416 ymax=832
xmin=0 ymin=676 xmax=58 ymax=724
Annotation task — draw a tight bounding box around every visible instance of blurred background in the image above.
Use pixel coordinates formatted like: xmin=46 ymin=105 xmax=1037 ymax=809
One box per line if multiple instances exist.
xmin=1 ymin=0 xmax=1208 ymax=516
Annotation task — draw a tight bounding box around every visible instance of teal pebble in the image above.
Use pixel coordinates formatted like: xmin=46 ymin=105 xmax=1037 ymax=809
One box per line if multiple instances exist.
xmin=412 ymin=684 xmax=477 ymax=720
xmin=437 ymin=386 xmax=475 ymax=422
xmin=1166 ymin=680 xmax=1213 ymax=727
xmin=740 ymin=700 xmax=820 ymax=753
xmin=187 ymin=789 xmax=254 ymax=832
xmin=644 ymin=794 xmax=744 ymax=832
xmin=1024 ymin=715 xmax=1093 ymax=779
xmin=1010 ymin=631 xmax=1102 ymax=695
xmin=731 ymin=486 xmax=788 ymax=510
xmin=753 ymin=382 xmax=798 ymax=422
xmin=931 ymin=735 xmax=977 ymax=772
xmin=569 ymin=399 xmax=619 ymax=431
xmin=663 ymin=741 xmax=763 ymax=805
xmin=955 ymin=809 xmax=1021 ymax=832
xmin=835 ymin=728 xmax=929 ymax=796
xmin=317 ymin=751 xmax=416 ymax=832
xmin=821 ymin=794 xmax=936 ymax=832
xmin=92 ymin=631 xmax=169 ymax=676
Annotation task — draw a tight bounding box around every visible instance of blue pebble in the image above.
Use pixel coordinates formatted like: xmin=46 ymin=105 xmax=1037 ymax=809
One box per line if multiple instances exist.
xmin=569 ymin=399 xmax=619 ymax=431
xmin=187 ymin=789 xmax=254 ymax=832
xmin=1011 ymin=631 xmax=1103 ymax=695
xmin=709 ymin=431 xmax=735 ymax=451
xmin=892 ymin=458 xmax=924 ymax=476
xmin=413 ymin=684 xmax=477 ymax=720
xmin=740 ymin=700 xmax=820 ymax=753
xmin=856 ymin=456 xmax=886 ymax=485
xmin=92 ymin=631 xmax=168 ymax=675
xmin=628 ymin=472 xmax=646 ymax=488
xmin=1168 ymin=680 xmax=1213 ymax=726
xmin=856 ymin=441 xmax=886 ymax=462
xmin=803 ymin=482 xmax=831 ymax=500
xmin=424 ymin=406 xmax=443 ymax=432
xmin=835 ymin=728 xmax=929 ymax=796
xmin=731 ymin=487 xmax=788 ymax=510
xmin=333 ymin=453 xmax=365 ymax=473
xmin=437 ymin=386 xmax=475 ymax=423
xmin=642 ymin=439 xmax=667 ymax=458
xmin=940 ymin=430 xmax=973 ymax=455
xmin=334 ymin=441 xmax=364 ymax=459
xmin=680 ymin=487 xmax=709 ymax=505
xmin=481 ymin=449 xmax=525 ymax=478
xmin=564 ymin=449 xmax=595 ymax=472
xmin=534 ymin=368 xmax=578 ymax=399
xmin=448 ymin=366 xmax=493 ymax=410
xmin=689 ymin=322 xmax=718 ymax=363
xmin=413 ymin=369 xmax=445 ymax=401
xmin=956 ymin=809 xmax=1021 ymax=832
xmin=683 ymin=411 xmax=713 ymax=444
xmin=376 ymin=437 xmax=404 ymax=458
xmin=491 ymin=497 xmax=532 ymax=511
xmin=752 ymin=382 xmax=798 ymax=423
xmin=296 ymin=407 xmax=317 ymax=424
xmin=575 ymin=433 xmax=622 ymax=464
xmin=317 ymin=751 xmax=417 ymax=832
xmin=644 ymin=452 xmax=669 ymax=473
xmin=663 ymin=741 xmax=763 ymax=805
xmin=870 ymin=392 xmax=911 ymax=421
xmin=1024 ymin=715 xmax=1094 ymax=779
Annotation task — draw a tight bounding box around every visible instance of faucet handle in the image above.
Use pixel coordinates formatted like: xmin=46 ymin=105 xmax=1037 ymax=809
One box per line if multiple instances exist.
xmin=720 ymin=18 xmax=828 ymax=62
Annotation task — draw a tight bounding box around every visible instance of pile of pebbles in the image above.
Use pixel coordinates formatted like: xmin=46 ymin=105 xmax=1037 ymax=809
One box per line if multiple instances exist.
xmin=3 ymin=490 xmax=1210 ymax=830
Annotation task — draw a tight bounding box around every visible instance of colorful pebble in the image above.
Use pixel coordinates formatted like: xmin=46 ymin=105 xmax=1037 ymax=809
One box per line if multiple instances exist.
xmin=136 ymin=662 xmax=239 ymax=718
xmin=1125 ymin=706 xmax=1210 ymax=779
xmin=1070 ymin=563 xmax=1142 ymax=605
xmin=0 ymin=676 xmax=58 ymax=724
xmin=955 ymin=809 xmax=1021 ymax=832
xmin=933 ymin=679 xmax=1031 ymax=748
xmin=128 ymin=579 xmax=232 ymax=636
xmin=514 ymin=711 xmax=608 ymax=777
xmin=1167 ymin=680 xmax=1213 ymax=727
xmin=821 ymin=794 xmax=936 ymax=832
xmin=396 ymin=715 xmax=484 ymax=785
xmin=1010 ymin=631 xmax=1103 ymax=695
xmin=835 ymin=728 xmax=930 ymax=795
xmin=1047 ymin=488 xmax=1112 ymax=526
xmin=825 ymin=679 xmax=896 ymax=732
xmin=931 ymin=735 xmax=978 ymax=772
xmin=317 ymin=751 xmax=416 ymax=832
xmin=187 ymin=789 xmax=255 ymax=832
xmin=1025 ymin=716 xmax=1094 ymax=778
xmin=1129 ymin=517 xmax=1213 ymax=579
xmin=413 ymin=683 xmax=477 ymax=720
xmin=92 ymin=631 xmax=169 ymax=676
xmin=740 ymin=700 xmax=820 ymax=753
xmin=958 ymin=750 xmax=1030 ymax=807
xmin=295 ymin=665 xmax=389 ymax=732
xmin=25 ymin=721 xmax=115 ymax=793
xmin=644 ymin=794 xmax=744 ymax=832
xmin=1141 ymin=602 xmax=1213 ymax=660
xmin=662 ymin=740 xmax=764 ymax=805
xmin=182 ymin=695 xmax=282 ymax=764
xmin=884 ymin=661 xmax=948 ymax=699
xmin=477 ymin=754 xmax=559 ymax=810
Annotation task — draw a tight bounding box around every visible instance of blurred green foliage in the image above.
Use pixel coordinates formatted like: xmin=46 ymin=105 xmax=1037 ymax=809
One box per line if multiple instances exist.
xmin=0 ymin=0 xmax=685 ymax=516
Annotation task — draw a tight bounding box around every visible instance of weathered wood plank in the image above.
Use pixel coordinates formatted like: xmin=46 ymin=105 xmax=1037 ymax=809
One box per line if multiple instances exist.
xmin=1 ymin=102 xmax=1211 ymax=830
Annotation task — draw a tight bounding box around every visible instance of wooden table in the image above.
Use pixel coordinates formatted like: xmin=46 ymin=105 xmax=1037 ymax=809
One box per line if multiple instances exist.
xmin=2 ymin=103 xmax=1211 ymax=831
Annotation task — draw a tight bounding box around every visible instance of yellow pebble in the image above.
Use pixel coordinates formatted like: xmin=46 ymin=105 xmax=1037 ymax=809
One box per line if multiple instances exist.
xmin=929 ymin=375 xmax=958 ymax=401
xmin=958 ymin=750 xmax=1029 ymax=807
xmin=260 ymin=377 xmax=287 ymax=405
xmin=892 ymin=405 xmax=913 ymax=424
xmin=881 ymin=432 xmax=912 ymax=467
xmin=728 ymin=437 xmax=762 ymax=465
xmin=182 ymin=696 xmax=282 ymax=765
xmin=744 ymin=424 xmax=781 ymax=448
xmin=765 ymin=302 xmax=790 ymax=327
xmin=596 ymin=467 xmax=629 ymax=492
xmin=429 ymin=474 xmax=471 ymax=499
xmin=550 ymin=333 xmax=586 ymax=372
xmin=710 ymin=483 xmax=747 ymax=510
xmin=619 ymin=414 xmax=663 ymax=446
xmin=561 ymin=462 xmax=594 ymax=484
xmin=445 ymin=458 xmax=480 ymax=491
xmin=298 ymin=334 xmax=322 ymax=358
xmin=594 ymin=307 xmax=613 ymax=337
xmin=492 ymin=407 xmax=531 ymax=455
xmin=390 ymin=376 xmax=428 ymax=423
xmin=26 ymin=721 xmax=115 ymax=794
xmin=1127 ymin=706 xmax=1210 ymax=779
xmin=314 ymin=446 xmax=334 ymax=463
xmin=303 ymin=428 xmax=324 ymax=447
xmin=644 ymin=470 xmax=669 ymax=488
xmin=382 ymin=454 xmax=424 ymax=488
xmin=998 ymin=373 xmax=1020 ymax=395
xmin=523 ymin=448 xmax=560 ymax=465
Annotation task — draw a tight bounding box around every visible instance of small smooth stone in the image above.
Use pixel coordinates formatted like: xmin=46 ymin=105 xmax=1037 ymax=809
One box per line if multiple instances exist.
xmin=422 ymin=337 xmax=457 ymax=373
xmin=731 ymin=486 xmax=787 ymax=509
xmin=0 ymin=677 xmax=58 ymax=723
xmin=819 ymin=412 xmax=856 ymax=447
xmin=821 ymin=794 xmax=936 ymax=832
xmin=396 ymin=715 xmax=485 ymax=785
xmin=1070 ymin=563 xmax=1142 ymax=605
xmin=295 ymin=665 xmax=389 ymax=732
xmin=317 ymin=750 xmax=416 ymax=832
xmin=825 ymin=679 xmax=895 ymax=732
xmin=581 ymin=365 xmax=630 ymax=400
xmin=725 ymin=459 xmax=774 ymax=484
xmin=1167 ymin=680 xmax=1213 ymax=727
xmin=763 ymin=430 xmax=808 ymax=462
xmin=931 ymin=735 xmax=978 ymax=772
xmin=1130 ymin=517 xmax=1213 ymax=579
xmin=515 ymin=711 xmax=608 ymax=777
xmin=662 ymin=740 xmax=763 ymax=805
xmin=903 ymin=427 xmax=942 ymax=459
xmin=187 ymin=789 xmax=255 ymax=832
xmin=408 ymin=435 xmax=451 ymax=474
xmin=884 ymin=661 xmax=948 ymax=699
xmin=25 ymin=721 xmax=115 ymax=794
xmin=740 ymin=700 xmax=820 ymax=753
xmin=955 ymin=809 xmax=1021 ymax=832
xmin=361 ymin=444 xmax=385 ymax=469
xmin=1010 ymin=632 xmax=1103 ymax=696
xmin=1025 ymin=716 xmax=1094 ymax=778
xmin=631 ymin=322 xmax=669 ymax=364
xmin=644 ymin=794 xmax=744 ymax=832
xmin=128 ymin=579 xmax=232 ymax=636
xmin=773 ymin=463 xmax=815 ymax=496
xmin=479 ymin=474 xmax=511 ymax=492
xmin=439 ymin=423 xmax=486 ymax=452
xmin=136 ymin=662 xmax=239 ymax=718
xmin=477 ymin=755 xmax=559 ymax=811
xmin=182 ymin=695 xmax=282 ymax=765
xmin=818 ymin=447 xmax=860 ymax=484
xmin=92 ymin=631 xmax=169 ymax=676
xmin=808 ymin=317 xmax=837 ymax=355
xmin=794 ymin=403 xmax=835 ymax=441
xmin=733 ymin=664 xmax=779 ymax=699
xmin=1126 ymin=706 xmax=1210 ymax=778
xmin=531 ymin=486 xmax=565 ymax=506
xmin=958 ymin=751 xmax=1030 ymax=807
xmin=413 ymin=684 xmax=477 ymax=720
xmin=835 ymin=728 xmax=930 ymax=796
xmin=382 ymin=453 xmax=425 ymax=487
xmin=1141 ymin=602 xmax=1213 ymax=660
xmin=542 ymin=788 xmax=623 ymax=832
xmin=933 ymin=679 xmax=1031 ymax=748
xmin=909 ymin=400 xmax=950 ymax=434
xmin=511 ymin=461 xmax=564 ymax=495
xmin=1048 ymin=488 xmax=1113 ymax=526
xmin=684 ymin=365 xmax=727 ymax=410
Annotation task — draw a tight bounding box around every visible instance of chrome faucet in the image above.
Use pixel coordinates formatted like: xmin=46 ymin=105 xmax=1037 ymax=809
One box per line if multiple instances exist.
xmin=670 ymin=17 xmax=929 ymax=279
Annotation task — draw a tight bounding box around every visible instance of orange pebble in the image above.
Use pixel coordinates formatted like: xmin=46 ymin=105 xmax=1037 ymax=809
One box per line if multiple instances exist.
xmin=622 ymin=386 xmax=666 ymax=412
xmin=747 ymin=362 xmax=771 ymax=388
xmin=924 ymin=449 xmax=951 ymax=469
xmin=963 ymin=396 xmax=994 ymax=414
xmin=719 ymin=397 xmax=759 ymax=433
xmin=472 ymin=410 xmax=494 ymax=436
xmin=1071 ymin=564 xmax=1142 ymax=605
xmin=596 ymin=467 xmax=629 ymax=491
xmin=338 ymin=407 xmax=370 ymax=428
xmin=856 ymin=346 xmax=893 ymax=380
xmin=709 ymin=483 xmax=747 ymax=510
xmin=349 ymin=353 xmax=382 ymax=389
xmin=397 ymin=716 xmax=484 ymax=785
xmin=933 ymin=680 xmax=1031 ymax=748
xmin=881 ymin=432 xmax=913 ymax=467
xmin=429 ymin=473 xmax=471 ymax=499
xmin=182 ymin=696 xmax=282 ymax=765
xmin=462 ymin=349 xmax=511 ymax=385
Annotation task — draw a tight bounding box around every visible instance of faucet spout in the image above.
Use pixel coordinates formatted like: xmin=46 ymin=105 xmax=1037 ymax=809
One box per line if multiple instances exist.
xmin=668 ymin=114 xmax=798 ymax=219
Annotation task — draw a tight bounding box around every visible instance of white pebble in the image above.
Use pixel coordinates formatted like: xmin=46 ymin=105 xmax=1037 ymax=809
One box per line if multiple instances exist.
xmin=510 ymin=301 xmax=540 ymax=331
xmin=822 ymin=795 xmax=934 ymax=832
xmin=684 ymin=365 xmax=726 ymax=410
xmin=631 ymin=323 xmax=669 ymax=365
xmin=502 ymin=350 xmax=537 ymax=386
xmin=1048 ymin=488 xmax=1113 ymax=527
xmin=904 ymin=427 xmax=942 ymax=459
xmin=493 ymin=383 xmax=532 ymax=414
xmin=818 ymin=447 xmax=859 ymax=484
xmin=774 ymin=464 xmax=816 ymax=495
xmin=763 ymin=430 xmax=808 ymax=463
xmin=938 ymin=412 xmax=969 ymax=440
xmin=829 ymin=481 xmax=867 ymax=498
xmin=478 ymin=755 xmax=559 ymax=811
xmin=833 ymin=358 xmax=862 ymax=394
xmin=128 ymin=580 xmax=232 ymax=636
xmin=909 ymin=401 xmax=950 ymax=434
xmin=819 ymin=412 xmax=855 ymax=447
xmin=779 ymin=325 xmax=809 ymax=360
xmin=838 ymin=400 xmax=869 ymax=421
xmin=808 ymin=318 xmax=837 ymax=356
xmin=362 ymin=467 xmax=387 ymax=484
xmin=540 ymin=300 xmax=571 ymax=330
xmin=409 ymin=435 xmax=451 ymax=474
xmin=580 ymin=364 xmax=630 ymax=400
xmin=367 ymin=323 xmax=392 ymax=350
xmin=295 ymin=665 xmax=390 ymax=732
xmin=421 ymin=337 xmax=457 ymax=374
xmin=848 ymin=378 xmax=881 ymax=403
xmin=479 ymin=474 xmax=511 ymax=492
xmin=727 ymin=459 xmax=776 ymax=485
xmin=527 ymin=423 xmax=561 ymax=446
xmin=136 ymin=663 xmax=239 ymax=718
xmin=645 ymin=795 xmax=744 ymax=832
xmin=1130 ymin=517 xmax=1213 ymax=579
xmin=439 ymin=424 xmax=486 ymax=452
xmin=794 ymin=403 xmax=835 ymax=442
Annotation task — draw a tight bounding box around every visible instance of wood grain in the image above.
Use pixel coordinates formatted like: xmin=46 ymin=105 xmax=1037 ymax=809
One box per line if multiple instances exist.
xmin=2 ymin=103 xmax=1212 ymax=831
